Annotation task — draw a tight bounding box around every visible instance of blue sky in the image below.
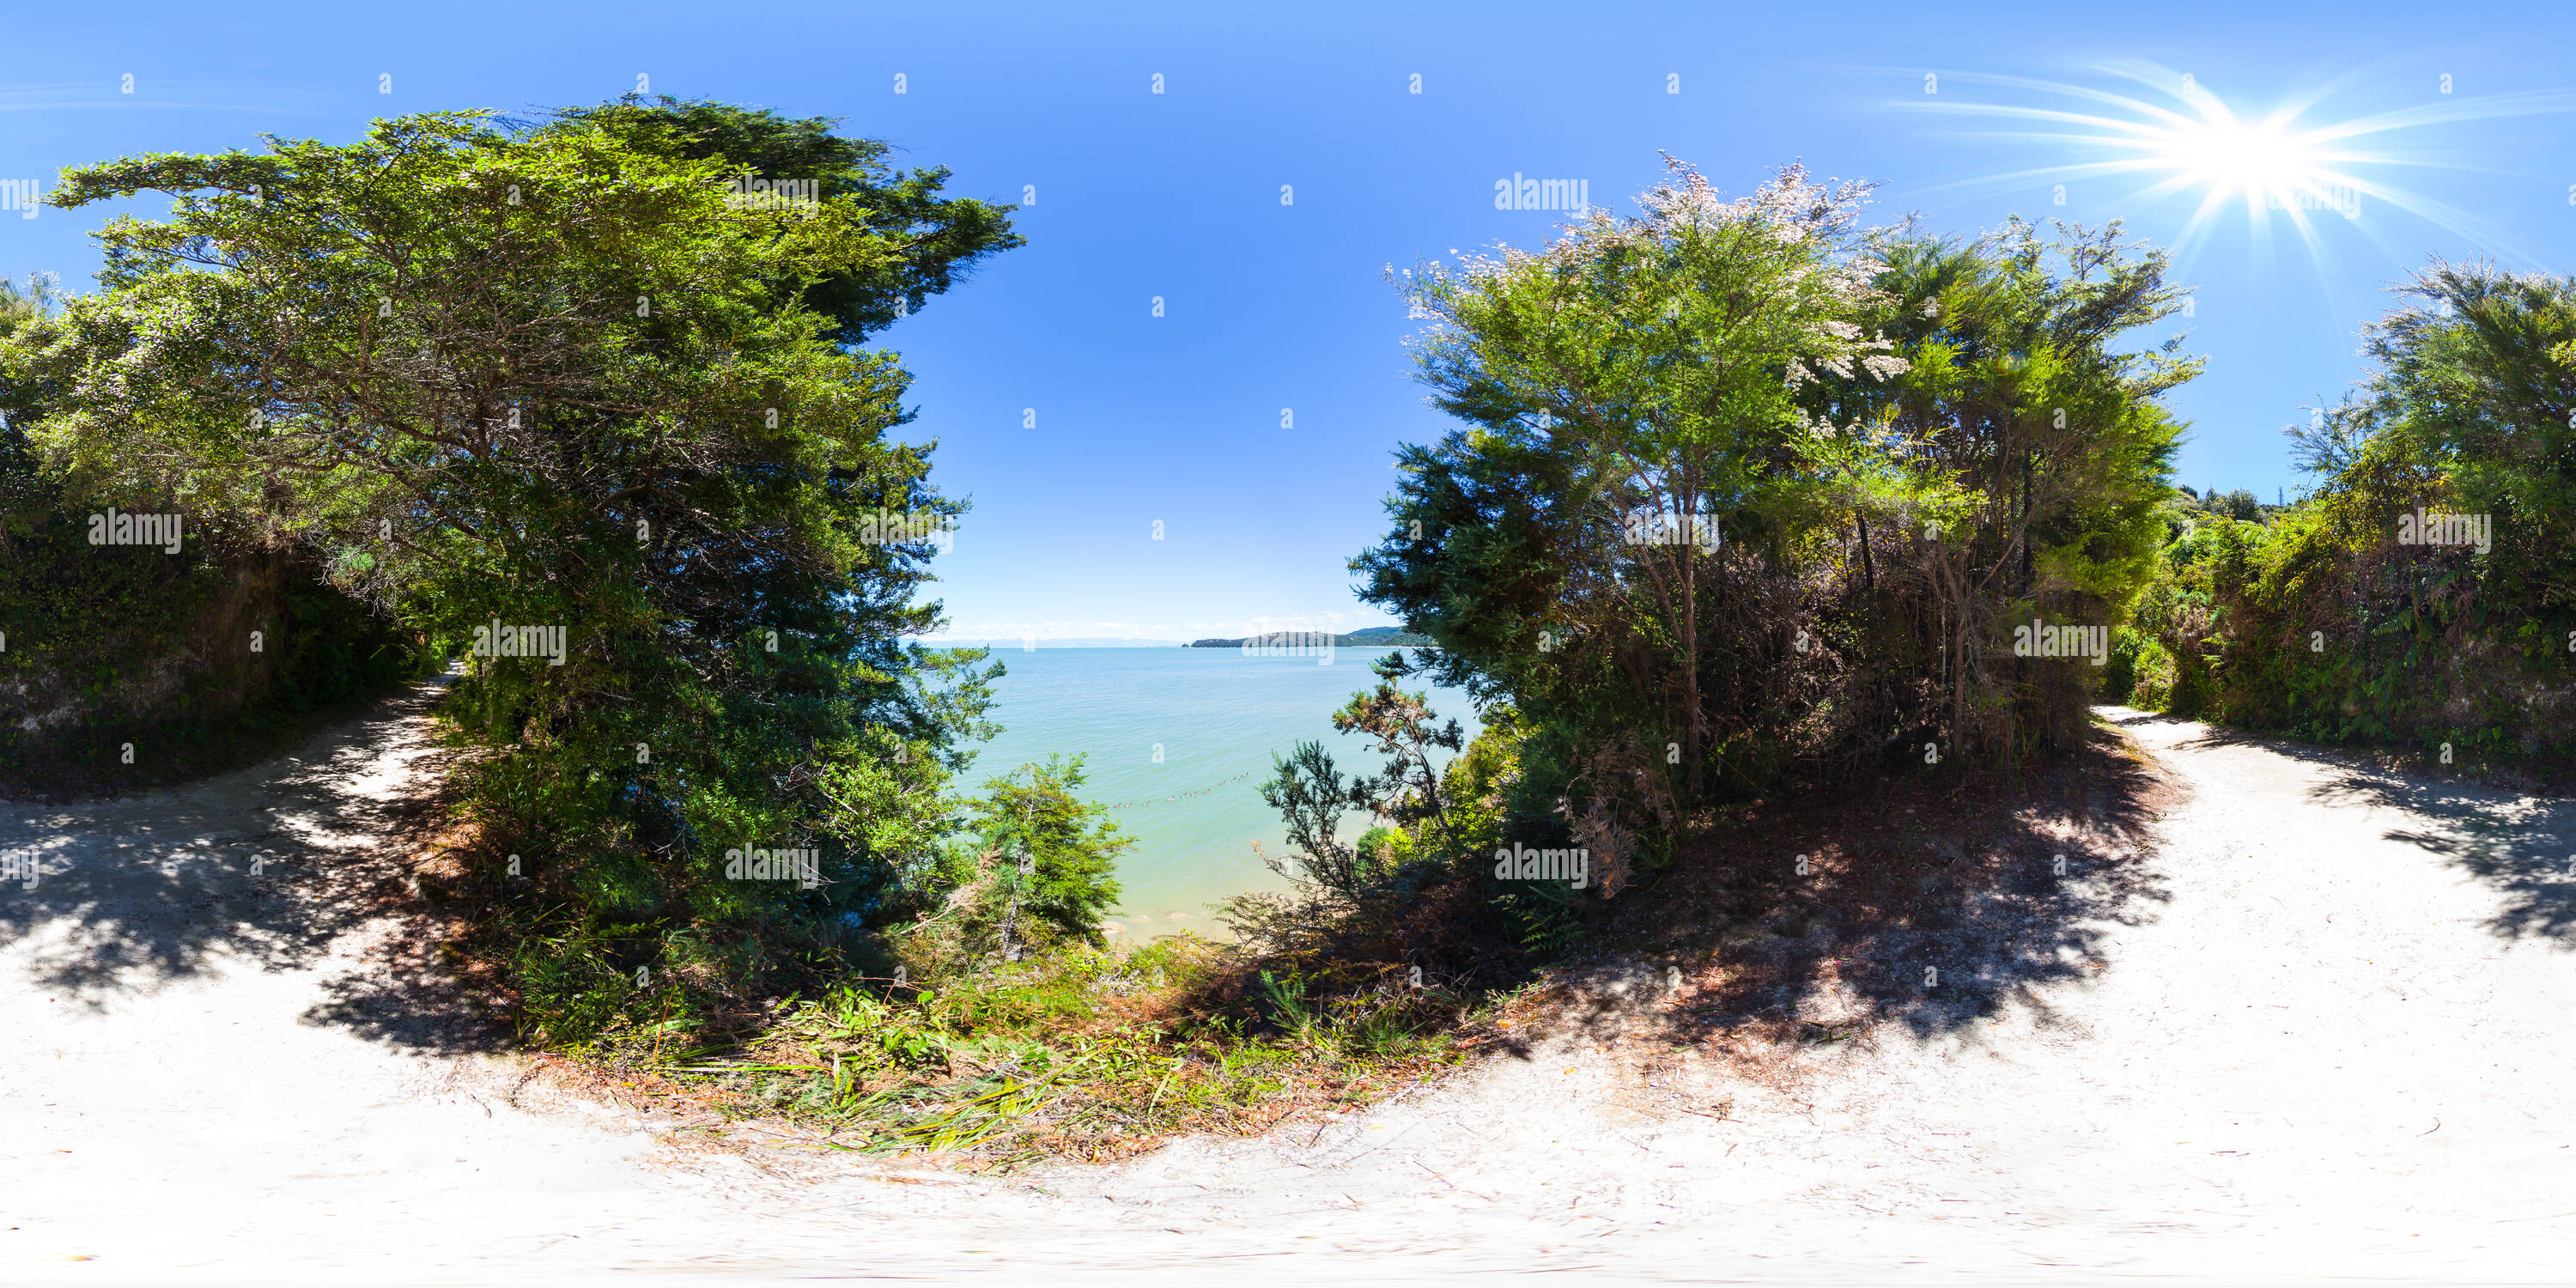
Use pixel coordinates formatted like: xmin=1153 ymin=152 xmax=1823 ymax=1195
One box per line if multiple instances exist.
xmin=3 ymin=0 xmax=2570 ymax=641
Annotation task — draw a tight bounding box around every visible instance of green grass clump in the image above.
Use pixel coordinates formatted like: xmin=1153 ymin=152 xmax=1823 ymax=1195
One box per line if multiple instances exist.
xmin=623 ymin=934 xmax=1509 ymax=1170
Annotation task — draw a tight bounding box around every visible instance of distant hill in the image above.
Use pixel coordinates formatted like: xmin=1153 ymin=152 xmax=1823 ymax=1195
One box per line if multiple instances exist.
xmin=1186 ymin=627 xmax=1436 ymax=648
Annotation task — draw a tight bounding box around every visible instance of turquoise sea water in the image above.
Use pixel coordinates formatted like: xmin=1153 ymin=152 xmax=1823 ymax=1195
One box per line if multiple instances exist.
xmin=953 ymin=648 xmax=1483 ymax=937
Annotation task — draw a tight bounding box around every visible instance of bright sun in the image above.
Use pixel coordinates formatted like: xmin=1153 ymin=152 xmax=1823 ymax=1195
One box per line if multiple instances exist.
xmin=2156 ymin=117 xmax=2324 ymax=203
xmin=1903 ymin=60 xmax=2576 ymax=273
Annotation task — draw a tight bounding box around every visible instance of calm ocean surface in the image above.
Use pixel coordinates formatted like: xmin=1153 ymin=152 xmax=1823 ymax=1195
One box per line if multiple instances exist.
xmin=952 ymin=647 xmax=1483 ymax=936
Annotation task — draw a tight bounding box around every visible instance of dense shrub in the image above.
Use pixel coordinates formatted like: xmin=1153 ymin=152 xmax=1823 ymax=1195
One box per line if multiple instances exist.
xmin=1 ymin=102 xmax=1135 ymax=1047
xmin=1327 ymin=162 xmax=2190 ymax=916
xmin=2119 ymin=261 xmax=2576 ymax=769
xmin=1 ymin=276 xmax=423 ymax=794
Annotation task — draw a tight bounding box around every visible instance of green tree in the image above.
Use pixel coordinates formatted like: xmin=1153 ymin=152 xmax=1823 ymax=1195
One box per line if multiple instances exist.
xmin=9 ymin=107 xmax=1017 ymax=1036
xmin=1859 ymin=217 xmax=2193 ymax=756
xmin=541 ymin=94 xmax=1023 ymax=346
xmin=0 ymin=273 xmax=62 ymax=523
xmin=961 ymin=756 xmax=1130 ymax=951
xmin=1368 ymin=160 xmax=1910 ymax=813
xmin=1253 ymin=657 xmax=1470 ymax=910
xmin=1255 ymin=739 xmax=1377 ymax=908
xmin=2366 ymin=259 xmax=2576 ymax=617
xmin=1358 ymin=164 xmax=2193 ymax=888
xmin=2125 ymin=258 xmax=2576 ymax=762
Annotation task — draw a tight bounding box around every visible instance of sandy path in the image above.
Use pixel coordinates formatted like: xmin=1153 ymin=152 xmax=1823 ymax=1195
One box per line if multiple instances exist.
xmin=4 ymin=696 xmax=2573 ymax=1284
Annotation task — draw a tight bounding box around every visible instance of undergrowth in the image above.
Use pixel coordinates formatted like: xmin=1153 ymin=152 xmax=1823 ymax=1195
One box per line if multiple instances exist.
xmin=576 ymin=934 xmax=1526 ymax=1170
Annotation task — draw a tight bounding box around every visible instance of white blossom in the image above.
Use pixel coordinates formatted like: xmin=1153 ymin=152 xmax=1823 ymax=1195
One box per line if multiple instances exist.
xmin=1862 ymin=353 xmax=1911 ymax=380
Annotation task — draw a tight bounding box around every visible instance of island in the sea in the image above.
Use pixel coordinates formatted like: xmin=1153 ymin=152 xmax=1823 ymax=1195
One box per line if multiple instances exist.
xmin=1186 ymin=626 xmax=1436 ymax=648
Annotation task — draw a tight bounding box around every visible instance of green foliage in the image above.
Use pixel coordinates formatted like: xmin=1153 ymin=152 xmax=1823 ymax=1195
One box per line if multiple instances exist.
xmin=1329 ymin=655 xmax=1471 ymax=860
xmin=1245 ymin=738 xmax=1382 ymax=920
xmin=957 ymin=756 xmax=1131 ymax=951
xmin=1493 ymin=880 xmax=1582 ymax=957
xmin=1354 ymin=161 xmax=2195 ymax=903
xmin=1366 ymin=161 xmax=1917 ymax=813
xmin=7 ymin=104 xmax=1042 ymax=1042
xmin=1 ymin=273 xmax=422 ymax=790
xmin=2124 ymin=635 xmax=2178 ymax=712
xmin=2120 ymin=259 xmax=2576 ymax=765
xmin=641 ymin=935 xmax=1488 ymax=1168
xmin=541 ymin=95 xmax=1023 ymax=347
xmin=2196 ymin=489 xmax=2265 ymax=522
xmin=1245 ymin=655 xmax=1495 ymax=957
xmin=1353 ymin=825 xmax=1413 ymax=867
xmin=0 ymin=274 xmax=61 ymax=508
xmin=2100 ymin=625 xmax=2148 ymax=704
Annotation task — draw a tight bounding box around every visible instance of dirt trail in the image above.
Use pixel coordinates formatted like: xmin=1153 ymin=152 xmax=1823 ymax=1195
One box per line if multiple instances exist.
xmin=5 ymin=692 xmax=2574 ymax=1284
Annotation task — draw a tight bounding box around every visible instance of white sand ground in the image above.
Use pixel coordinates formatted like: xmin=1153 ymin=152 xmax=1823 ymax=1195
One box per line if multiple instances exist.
xmin=3 ymin=686 xmax=2573 ymax=1285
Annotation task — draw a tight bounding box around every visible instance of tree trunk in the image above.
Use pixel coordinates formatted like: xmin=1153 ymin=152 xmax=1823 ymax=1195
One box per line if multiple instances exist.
xmin=1680 ymin=465 xmax=1703 ymax=801
xmin=2020 ymin=443 xmax=2035 ymax=592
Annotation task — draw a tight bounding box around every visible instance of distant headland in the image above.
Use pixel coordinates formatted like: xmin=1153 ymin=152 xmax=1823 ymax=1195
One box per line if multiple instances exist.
xmin=1185 ymin=626 xmax=1435 ymax=648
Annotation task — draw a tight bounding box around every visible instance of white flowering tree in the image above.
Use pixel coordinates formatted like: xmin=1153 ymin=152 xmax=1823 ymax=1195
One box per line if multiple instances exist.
xmin=1364 ymin=161 xmax=2194 ymax=898
xmin=1383 ymin=159 xmax=1909 ymax=814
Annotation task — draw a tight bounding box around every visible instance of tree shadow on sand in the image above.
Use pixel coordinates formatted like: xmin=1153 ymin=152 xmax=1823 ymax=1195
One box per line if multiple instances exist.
xmin=1537 ymin=714 xmax=2180 ymax=1054
xmin=2169 ymin=722 xmax=2576 ymax=948
xmin=0 ymin=672 xmax=505 ymax=1054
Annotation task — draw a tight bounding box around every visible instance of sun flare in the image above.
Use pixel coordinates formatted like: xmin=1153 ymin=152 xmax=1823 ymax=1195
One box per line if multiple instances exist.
xmin=2157 ymin=117 xmax=2324 ymax=201
xmin=1903 ymin=61 xmax=2576 ymax=275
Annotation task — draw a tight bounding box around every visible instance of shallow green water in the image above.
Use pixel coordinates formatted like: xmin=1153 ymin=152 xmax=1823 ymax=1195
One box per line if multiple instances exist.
xmin=953 ymin=647 xmax=1483 ymax=936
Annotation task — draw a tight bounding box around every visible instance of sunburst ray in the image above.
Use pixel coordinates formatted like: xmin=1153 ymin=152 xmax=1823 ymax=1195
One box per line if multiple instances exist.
xmin=1890 ymin=61 xmax=2576 ymax=280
